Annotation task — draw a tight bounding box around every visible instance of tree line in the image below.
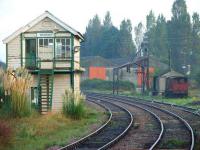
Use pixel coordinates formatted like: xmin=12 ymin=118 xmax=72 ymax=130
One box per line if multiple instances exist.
xmin=81 ymin=12 xmax=136 ymax=58
xmin=81 ymin=0 xmax=200 ymax=80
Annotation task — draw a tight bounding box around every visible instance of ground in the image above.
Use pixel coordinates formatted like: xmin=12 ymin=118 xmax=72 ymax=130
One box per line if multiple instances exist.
xmin=86 ymin=88 xmax=200 ymax=110
xmin=0 ymin=102 xmax=106 ymax=150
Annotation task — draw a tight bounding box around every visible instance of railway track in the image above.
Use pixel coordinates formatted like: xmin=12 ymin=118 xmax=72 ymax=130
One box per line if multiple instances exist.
xmin=112 ymin=94 xmax=200 ymax=149
xmin=58 ymin=97 xmax=133 ymax=150
xmin=88 ymin=93 xmax=195 ymax=150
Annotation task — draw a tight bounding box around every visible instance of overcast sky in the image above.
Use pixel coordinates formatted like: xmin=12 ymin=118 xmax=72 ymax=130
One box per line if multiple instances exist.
xmin=0 ymin=0 xmax=200 ymax=62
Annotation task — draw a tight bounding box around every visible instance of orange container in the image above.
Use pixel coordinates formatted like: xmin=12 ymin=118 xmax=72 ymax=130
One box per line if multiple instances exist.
xmin=89 ymin=67 xmax=106 ymax=80
xmin=137 ymin=67 xmax=155 ymax=87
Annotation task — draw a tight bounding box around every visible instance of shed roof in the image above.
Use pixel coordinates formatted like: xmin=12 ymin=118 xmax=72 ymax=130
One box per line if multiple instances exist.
xmin=3 ymin=11 xmax=84 ymax=43
xmin=161 ymin=70 xmax=185 ymax=78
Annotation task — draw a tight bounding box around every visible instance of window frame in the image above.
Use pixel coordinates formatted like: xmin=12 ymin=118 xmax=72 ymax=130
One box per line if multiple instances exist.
xmin=55 ymin=38 xmax=71 ymax=59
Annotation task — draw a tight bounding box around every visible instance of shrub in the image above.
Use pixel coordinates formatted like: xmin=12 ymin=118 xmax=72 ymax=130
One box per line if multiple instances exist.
xmin=0 ymin=121 xmax=13 ymax=146
xmin=81 ymin=79 xmax=135 ymax=92
xmin=62 ymin=89 xmax=85 ymax=119
xmin=0 ymin=67 xmax=32 ymax=118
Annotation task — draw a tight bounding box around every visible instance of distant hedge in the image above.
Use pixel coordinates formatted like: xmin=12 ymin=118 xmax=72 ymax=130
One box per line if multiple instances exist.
xmin=81 ymin=79 xmax=135 ymax=92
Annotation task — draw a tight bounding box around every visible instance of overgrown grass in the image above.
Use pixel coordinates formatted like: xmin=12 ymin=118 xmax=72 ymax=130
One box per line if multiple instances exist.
xmin=81 ymin=79 xmax=135 ymax=94
xmin=0 ymin=68 xmax=32 ymax=118
xmin=113 ymin=90 xmax=200 ymax=110
xmin=0 ymin=106 xmax=105 ymax=150
xmin=62 ymin=89 xmax=86 ymax=119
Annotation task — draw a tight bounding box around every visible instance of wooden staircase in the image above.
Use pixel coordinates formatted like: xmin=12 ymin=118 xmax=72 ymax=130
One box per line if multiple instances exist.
xmin=38 ymin=70 xmax=54 ymax=114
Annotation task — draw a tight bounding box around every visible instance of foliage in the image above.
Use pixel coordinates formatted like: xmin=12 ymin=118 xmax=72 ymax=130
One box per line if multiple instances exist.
xmin=0 ymin=108 xmax=105 ymax=150
xmin=62 ymin=89 xmax=86 ymax=119
xmin=0 ymin=67 xmax=32 ymax=118
xmin=134 ymin=22 xmax=145 ymax=51
xmin=0 ymin=121 xmax=13 ymax=146
xmin=81 ymin=11 xmax=136 ymax=59
xmin=143 ymin=0 xmax=200 ymax=84
xmin=81 ymin=79 xmax=135 ymax=92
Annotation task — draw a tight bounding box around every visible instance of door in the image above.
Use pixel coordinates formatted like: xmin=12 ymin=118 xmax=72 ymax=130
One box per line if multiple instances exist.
xmin=25 ymin=39 xmax=36 ymax=68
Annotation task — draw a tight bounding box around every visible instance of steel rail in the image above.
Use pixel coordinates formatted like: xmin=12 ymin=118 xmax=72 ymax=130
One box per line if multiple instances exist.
xmin=89 ymin=93 xmax=195 ymax=150
xmin=87 ymin=95 xmax=164 ymax=150
xmin=58 ymin=97 xmax=133 ymax=150
xmin=114 ymin=93 xmax=200 ymax=117
xmin=58 ymin=99 xmax=112 ymax=150
xmin=88 ymin=96 xmax=134 ymax=150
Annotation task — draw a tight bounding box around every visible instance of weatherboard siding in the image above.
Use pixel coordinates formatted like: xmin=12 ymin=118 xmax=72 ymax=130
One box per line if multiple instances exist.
xmin=52 ymin=74 xmax=70 ymax=112
xmin=74 ymin=73 xmax=80 ymax=91
xmin=7 ymin=36 xmax=21 ymax=68
xmin=74 ymin=37 xmax=80 ymax=69
xmin=27 ymin=17 xmax=66 ymax=32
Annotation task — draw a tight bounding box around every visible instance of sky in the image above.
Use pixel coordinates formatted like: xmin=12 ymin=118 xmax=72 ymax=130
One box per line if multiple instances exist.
xmin=0 ymin=0 xmax=200 ymax=62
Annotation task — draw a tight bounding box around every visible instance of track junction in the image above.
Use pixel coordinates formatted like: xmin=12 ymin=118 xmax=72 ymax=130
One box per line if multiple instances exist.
xmin=58 ymin=93 xmax=200 ymax=150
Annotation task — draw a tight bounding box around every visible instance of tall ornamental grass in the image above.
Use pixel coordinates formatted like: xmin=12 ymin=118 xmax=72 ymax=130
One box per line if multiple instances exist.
xmin=0 ymin=67 xmax=33 ymax=117
xmin=62 ymin=89 xmax=85 ymax=119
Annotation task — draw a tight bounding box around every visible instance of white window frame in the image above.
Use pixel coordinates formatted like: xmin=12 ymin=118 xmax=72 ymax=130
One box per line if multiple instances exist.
xmin=55 ymin=38 xmax=71 ymax=59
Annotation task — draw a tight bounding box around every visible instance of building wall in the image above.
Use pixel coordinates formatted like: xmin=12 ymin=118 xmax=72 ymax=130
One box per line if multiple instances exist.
xmin=27 ymin=17 xmax=65 ymax=32
xmin=74 ymin=73 xmax=80 ymax=91
xmin=7 ymin=36 xmax=21 ymax=68
xmin=52 ymin=74 xmax=70 ymax=112
xmin=74 ymin=37 xmax=80 ymax=70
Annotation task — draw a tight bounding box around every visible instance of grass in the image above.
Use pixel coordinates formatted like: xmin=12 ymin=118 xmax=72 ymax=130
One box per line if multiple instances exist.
xmin=160 ymin=139 xmax=188 ymax=148
xmin=0 ymin=106 xmax=106 ymax=150
xmin=62 ymin=89 xmax=86 ymax=119
xmin=81 ymin=79 xmax=135 ymax=92
xmin=0 ymin=67 xmax=32 ymax=118
xmin=84 ymin=88 xmax=200 ymax=110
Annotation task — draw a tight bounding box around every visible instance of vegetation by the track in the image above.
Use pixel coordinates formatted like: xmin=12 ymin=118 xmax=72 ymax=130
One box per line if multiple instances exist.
xmin=62 ymin=89 xmax=86 ymax=119
xmin=0 ymin=106 xmax=106 ymax=150
xmin=84 ymin=89 xmax=200 ymax=110
xmin=81 ymin=79 xmax=135 ymax=92
xmin=126 ymin=89 xmax=200 ymax=110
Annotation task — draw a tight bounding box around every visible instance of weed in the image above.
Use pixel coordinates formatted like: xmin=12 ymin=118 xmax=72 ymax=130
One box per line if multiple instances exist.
xmin=0 ymin=67 xmax=32 ymax=118
xmin=0 ymin=121 xmax=13 ymax=146
xmin=62 ymin=89 xmax=86 ymax=119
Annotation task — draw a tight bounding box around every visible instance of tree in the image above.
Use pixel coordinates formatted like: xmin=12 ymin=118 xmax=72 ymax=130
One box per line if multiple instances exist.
xmin=154 ymin=14 xmax=169 ymax=63
xmin=134 ymin=22 xmax=145 ymax=51
xmin=168 ymin=0 xmax=191 ymax=73
xmin=81 ymin=14 xmax=102 ymax=57
xmin=191 ymin=12 xmax=200 ymax=76
xmin=103 ymin=11 xmax=112 ymax=29
xmin=146 ymin=10 xmax=156 ymax=31
xmin=119 ymin=19 xmax=136 ymax=57
xmin=81 ymin=14 xmax=136 ymax=59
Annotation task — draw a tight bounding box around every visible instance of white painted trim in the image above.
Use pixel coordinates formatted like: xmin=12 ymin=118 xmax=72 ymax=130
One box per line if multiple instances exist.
xmin=3 ymin=11 xmax=84 ymax=44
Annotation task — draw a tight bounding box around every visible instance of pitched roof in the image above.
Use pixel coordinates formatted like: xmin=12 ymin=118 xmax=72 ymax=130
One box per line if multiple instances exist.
xmin=3 ymin=11 xmax=84 ymax=43
xmin=161 ymin=70 xmax=185 ymax=78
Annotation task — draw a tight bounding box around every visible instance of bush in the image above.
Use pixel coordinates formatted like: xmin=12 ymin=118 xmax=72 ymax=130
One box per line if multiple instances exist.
xmin=62 ymin=89 xmax=85 ymax=120
xmin=0 ymin=121 xmax=13 ymax=146
xmin=81 ymin=79 xmax=135 ymax=92
xmin=0 ymin=67 xmax=32 ymax=118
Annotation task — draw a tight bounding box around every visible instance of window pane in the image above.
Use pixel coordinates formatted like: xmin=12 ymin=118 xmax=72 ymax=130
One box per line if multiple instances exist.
xmin=44 ymin=39 xmax=48 ymax=46
xmin=48 ymin=39 xmax=53 ymax=47
xmin=61 ymin=39 xmax=65 ymax=46
xmin=56 ymin=39 xmax=60 ymax=43
xmin=39 ymin=39 xmax=43 ymax=47
xmin=66 ymin=46 xmax=70 ymax=51
xmin=66 ymin=39 xmax=70 ymax=45
xmin=49 ymin=39 xmax=53 ymax=43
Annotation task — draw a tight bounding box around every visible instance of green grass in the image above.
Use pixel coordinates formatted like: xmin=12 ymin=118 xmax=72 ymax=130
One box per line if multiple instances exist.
xmin=160 ymin=139 xmax=188 ymax=148
xmin=84 ymin=89 xmax=200 ymax=110
xmin=0 ymin=106 xmax=106 ymax=150
xmin=81 ymin=79 xmax=135 ymax=92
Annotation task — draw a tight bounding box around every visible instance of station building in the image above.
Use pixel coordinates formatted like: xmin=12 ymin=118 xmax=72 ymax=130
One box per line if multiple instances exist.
xmin=3 ymin=11 xmax=84 ymax=113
